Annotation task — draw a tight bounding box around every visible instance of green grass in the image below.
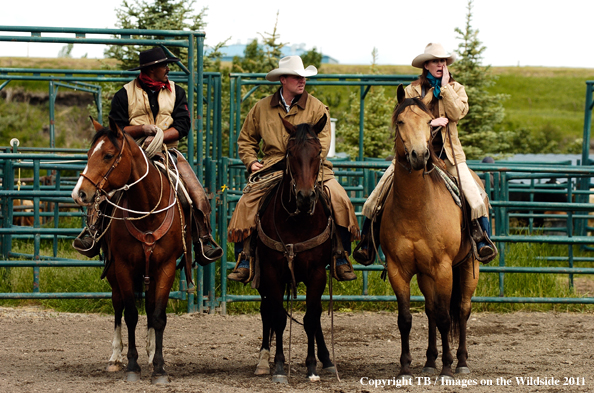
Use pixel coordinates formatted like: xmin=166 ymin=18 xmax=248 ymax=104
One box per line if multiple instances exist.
xmin=2 ymin=238 xmax=593 ymax=315
xmin=487 ymin=69 xmax=594 ymax=144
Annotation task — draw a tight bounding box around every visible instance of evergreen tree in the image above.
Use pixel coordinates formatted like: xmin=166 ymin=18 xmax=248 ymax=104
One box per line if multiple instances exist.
xmin=336 ymin=48 xmax=395 ymax=160
xmin=104 ymin=0 xmax=209 ymax=70
xmin=452 ymin=0 xmax=510 ymax=159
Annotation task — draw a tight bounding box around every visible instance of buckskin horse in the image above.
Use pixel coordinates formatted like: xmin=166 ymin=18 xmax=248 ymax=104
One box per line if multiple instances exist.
xmin=71 ymin=118 xmax=190 ymax=384
xmin=382 ymin=85 xmax=481 ymax=381
xmin=253 ymin=114 xmax=336 ymax=383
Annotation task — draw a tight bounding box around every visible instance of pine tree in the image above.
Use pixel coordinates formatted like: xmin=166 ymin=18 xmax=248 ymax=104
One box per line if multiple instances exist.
xmin=104 ymin=0 xmax=209 ymax=71
xmin=452 ymin=0 xmax=510 ymax=159
xmin=336 ymin=48 xmax=395 ymax=160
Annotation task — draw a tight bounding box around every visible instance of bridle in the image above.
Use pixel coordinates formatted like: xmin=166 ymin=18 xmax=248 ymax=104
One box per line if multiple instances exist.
xmin=81 ymin=133 xmax=177 ymax=220
xmin=393 ymin=105 xmax=436 ymax=176
xmin=280 ymin=135 xmax=323 ymax=217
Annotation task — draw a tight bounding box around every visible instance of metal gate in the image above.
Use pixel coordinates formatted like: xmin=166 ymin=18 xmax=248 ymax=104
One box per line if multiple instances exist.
xmin=0 ymin=26 xmax=220 ymax=312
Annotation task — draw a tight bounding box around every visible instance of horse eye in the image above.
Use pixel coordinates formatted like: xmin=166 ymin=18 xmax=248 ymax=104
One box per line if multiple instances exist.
xmin=104 ymin=153 xmax=114 ymax=161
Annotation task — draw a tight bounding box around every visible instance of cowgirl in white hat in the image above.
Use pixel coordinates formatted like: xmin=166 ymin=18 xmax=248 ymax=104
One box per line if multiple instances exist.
xmin=227 ymin=56 xmax=360 ymax=282
xmin=354 ymin=43 xmax=497 ymax=265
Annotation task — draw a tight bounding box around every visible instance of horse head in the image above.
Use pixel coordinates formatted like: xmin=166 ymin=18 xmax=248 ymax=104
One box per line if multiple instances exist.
xmin=392 ymin=84 xmax=434 ymax=172
xmin=280 ymin=113 xmax=326 ymax=215
xmin=71 ymin=117 xmax=133 ymax=206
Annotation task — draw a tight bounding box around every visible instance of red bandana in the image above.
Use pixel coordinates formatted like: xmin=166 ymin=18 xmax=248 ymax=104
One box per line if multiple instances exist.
xmin=138 ymin=72 xmax=172 ymax=92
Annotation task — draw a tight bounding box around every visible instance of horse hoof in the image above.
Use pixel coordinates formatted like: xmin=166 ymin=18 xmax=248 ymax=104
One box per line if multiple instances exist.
xmin=124 ymin=372 xmax=141 ymax=382
xmin=422 ymin=367 xmax=437 ymax=375
xmin=152 ymin=374 xmax=170 ymax=385
xmin=106 ymin=362 xmax=123 ymax=372
xmin=271 ymin=374 xmax=288 ymax=384
xmin=456 ymin=366 xmax=471 ymax=374
xmin=437 ymin=375 xmax=455 ymax=384
xmin=322 ymin=366 xmax=336 ymax=374
xmin=308 ymin=374 xmax=320 ymax=382
xmin=398 ymin=375 xmax=413 ymax=383
xmin=254 ymin=366 xmax=270 ymax=375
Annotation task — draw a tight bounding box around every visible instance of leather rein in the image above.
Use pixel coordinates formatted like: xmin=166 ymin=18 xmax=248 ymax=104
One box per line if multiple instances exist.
xmin=257 ymin=135 xmax=331 ymax=298
xmin=82 ymin=133 xmax=179 ymax=286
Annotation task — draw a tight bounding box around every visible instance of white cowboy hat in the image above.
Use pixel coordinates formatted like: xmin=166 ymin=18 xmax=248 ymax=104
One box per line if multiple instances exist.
xmin=265 ymin=56 xmax=318 ymax=82
xmin=411 ymin=43 xmax=457 ymax=69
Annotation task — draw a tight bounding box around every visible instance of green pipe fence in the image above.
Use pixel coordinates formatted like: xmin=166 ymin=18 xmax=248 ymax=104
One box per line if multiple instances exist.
xmin=0 ymin=26 xmax=222 ymax=312
xmin=218 ymin=74 xmax=594 ymax=309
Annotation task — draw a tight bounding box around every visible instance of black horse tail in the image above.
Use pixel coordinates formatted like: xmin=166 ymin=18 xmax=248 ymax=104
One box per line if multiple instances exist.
xmin=449 ymin=265 xmax=462 ymax=341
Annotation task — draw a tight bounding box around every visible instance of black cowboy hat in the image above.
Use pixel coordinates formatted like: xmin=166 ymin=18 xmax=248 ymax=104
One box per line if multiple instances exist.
xmin=128 ymin=47 xmax=180 ymax=71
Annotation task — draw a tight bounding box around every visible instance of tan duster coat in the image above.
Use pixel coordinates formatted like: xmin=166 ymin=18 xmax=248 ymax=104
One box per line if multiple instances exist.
xmin=228 ymin=88 xmax=359 ymax=242
xmin=238 ymin=89 xmax=335 ymax=181
xmin=405 ymin=81 xmax=469 ymax=164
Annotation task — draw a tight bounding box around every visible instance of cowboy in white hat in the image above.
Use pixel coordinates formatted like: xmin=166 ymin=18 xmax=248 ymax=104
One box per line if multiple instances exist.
xmin=354 ymin=43 xmax=497 ymax=265
xmin=227 ymin=56 xmax=360 ymax=283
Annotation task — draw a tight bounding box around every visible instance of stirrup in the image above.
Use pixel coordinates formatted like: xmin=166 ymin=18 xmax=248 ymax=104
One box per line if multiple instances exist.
xmin=194 ymin=236 xmax=223 ymax=266
xmin=228 ymin=252 xmax=254 ymax=284
xmin=72 ymin=228 xmax=101 ymax=258
xmin=353 ymin=236 xmax=376 ymax=266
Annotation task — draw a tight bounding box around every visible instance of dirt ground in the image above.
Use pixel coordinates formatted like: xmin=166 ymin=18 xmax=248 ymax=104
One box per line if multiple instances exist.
xmin=0 ymin=307 xmax=592 ymax=393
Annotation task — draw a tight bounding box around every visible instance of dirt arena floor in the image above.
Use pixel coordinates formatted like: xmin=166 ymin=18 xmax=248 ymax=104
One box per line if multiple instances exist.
xmin=0 ymin=306 xmax=592 ymax=393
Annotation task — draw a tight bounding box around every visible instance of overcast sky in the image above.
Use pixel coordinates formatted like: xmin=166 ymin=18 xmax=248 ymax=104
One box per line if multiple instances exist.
xmin=0 ymin=0 xmax=592 ymax=68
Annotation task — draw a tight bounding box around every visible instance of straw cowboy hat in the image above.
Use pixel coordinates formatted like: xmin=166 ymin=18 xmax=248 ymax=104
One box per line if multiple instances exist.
xmin=128 ymin=47 xmax=180 ymax=71
xmin=411 ymin=43 xmax=457 ymax=68
xmin=265 ymin=56 xmax=318 ymax=82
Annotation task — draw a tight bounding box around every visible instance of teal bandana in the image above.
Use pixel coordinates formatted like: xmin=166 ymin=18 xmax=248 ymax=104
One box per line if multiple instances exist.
xmin=426 ymin=73 xmax=442 ymax=98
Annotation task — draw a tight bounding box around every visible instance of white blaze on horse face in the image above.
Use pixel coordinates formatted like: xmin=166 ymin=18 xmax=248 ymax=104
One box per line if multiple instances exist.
xmin=71 ymin=140 xmax=104 ymax=204
xmin=147 ymin=327 xmax=156 ymax=364
xmin=71 ymin=175 xmax=85 ymax=203
xmin=91 ymin=140 xmax=106 ymax=158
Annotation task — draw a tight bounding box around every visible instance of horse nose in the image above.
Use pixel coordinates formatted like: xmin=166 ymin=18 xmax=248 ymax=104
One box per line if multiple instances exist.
xmin=410 ymin=148 xmax=430 ymax=170
xmin=297 ymin=189 xmax=315 ymax=203
xmin=296 ymin=189 xmax=315 ymax=211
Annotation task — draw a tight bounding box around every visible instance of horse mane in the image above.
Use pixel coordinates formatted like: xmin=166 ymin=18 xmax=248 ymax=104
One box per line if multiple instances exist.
xmin=90 ymin=124 xmax=121 ymax=150
xmin=391 ymin=97 xmax=446 ymax=183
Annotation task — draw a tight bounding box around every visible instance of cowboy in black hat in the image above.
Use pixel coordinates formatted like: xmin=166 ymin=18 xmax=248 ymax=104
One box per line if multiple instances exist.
xmin=73 ymin=47 xmax=223 ymax=266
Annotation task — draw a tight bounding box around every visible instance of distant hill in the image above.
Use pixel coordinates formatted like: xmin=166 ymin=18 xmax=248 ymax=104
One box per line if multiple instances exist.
xmin=1 ymin=57 xmax=593 ymax=151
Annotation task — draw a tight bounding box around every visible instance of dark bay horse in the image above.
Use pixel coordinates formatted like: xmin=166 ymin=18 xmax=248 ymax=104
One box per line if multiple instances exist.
xmin=71 ymin=118 xmax=188 ymax=384
xmin=382 ymin=85 xmax=481 ymax=381
xmin=254 ymin=114 xmax=336 ymax=383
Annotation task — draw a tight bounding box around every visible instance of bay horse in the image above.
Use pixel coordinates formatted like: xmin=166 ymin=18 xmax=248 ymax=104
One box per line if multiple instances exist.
xmin=254 ymin=114 xmax=336 ymax=383
xmin=382 ymin=85 xmax=480 ymax=381
xmin=71 ymin=117 xmax=189 ymax=384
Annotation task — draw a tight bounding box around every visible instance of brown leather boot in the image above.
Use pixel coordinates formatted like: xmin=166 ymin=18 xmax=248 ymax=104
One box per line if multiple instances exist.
xmin=227 ymin=267 xmax=250 ymax=282
xmin=335 ymin=263 xmax=356 ymax=281
xmin=194 ymin=235 xmax=223 ymax=266
xmin=72 ymin=228 xmax=101 ymax=258
xmin=353 ymin=235 xmax=376 ymax=266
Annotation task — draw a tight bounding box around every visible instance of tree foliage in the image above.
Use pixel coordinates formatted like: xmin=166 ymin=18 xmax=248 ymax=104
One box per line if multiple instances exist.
xmin=451 ymin=0 xmax=509 ymax=159
xmin=104 ymin=0 xmax=209 ymax=70
xmin=335 ymin=48 xmax=395 ymax=160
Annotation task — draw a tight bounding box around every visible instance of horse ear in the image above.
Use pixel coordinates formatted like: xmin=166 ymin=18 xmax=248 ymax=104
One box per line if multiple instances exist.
xmin=89 ymin=116 xmax=103 ymax=132
xmin=279 ymin=113 xmax=296 ymax=135
xmin=312 ymin=113 xmax=327 ymax=135
xmin=108 ymin=116 xmax=124 ymax=138
xmin=397 ymin=84 xmax=405 ymax=105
